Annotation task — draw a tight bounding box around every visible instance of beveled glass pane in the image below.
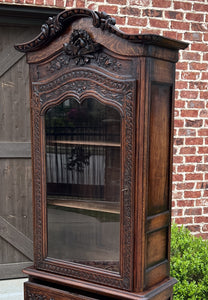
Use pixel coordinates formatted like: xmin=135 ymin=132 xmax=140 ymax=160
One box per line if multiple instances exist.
xmin=45 ymin=98 xmax=121 ymax=273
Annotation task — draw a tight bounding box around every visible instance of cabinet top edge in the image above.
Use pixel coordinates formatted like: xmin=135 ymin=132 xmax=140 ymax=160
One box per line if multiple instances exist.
xmin=14 ymin=8 xmax=189 ymax=53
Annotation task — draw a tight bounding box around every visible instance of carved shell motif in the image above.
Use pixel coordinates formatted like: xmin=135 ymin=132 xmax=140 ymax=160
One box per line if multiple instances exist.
xmin=63 ymin=29 xmax=101 ymax=65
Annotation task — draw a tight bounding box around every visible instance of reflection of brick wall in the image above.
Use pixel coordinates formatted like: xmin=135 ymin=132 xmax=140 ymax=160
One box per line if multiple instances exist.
xmin=4 ymin=0 xmax=208 ymax=238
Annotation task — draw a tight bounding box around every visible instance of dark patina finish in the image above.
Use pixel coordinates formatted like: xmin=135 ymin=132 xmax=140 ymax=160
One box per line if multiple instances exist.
xmin=15 ymin=8 xmax=188 ymax=300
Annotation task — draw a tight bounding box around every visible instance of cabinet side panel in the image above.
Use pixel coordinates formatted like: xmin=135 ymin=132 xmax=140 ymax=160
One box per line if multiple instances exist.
xmin=146 ymin=228 xmax=168 ymax=268
xmin=148 ymin=84 xmax=172 ymax=216
xmin=144 ymin=261 xmax=170 ymax=293
xmin=145 ymin=81 xmax=173 ymax=289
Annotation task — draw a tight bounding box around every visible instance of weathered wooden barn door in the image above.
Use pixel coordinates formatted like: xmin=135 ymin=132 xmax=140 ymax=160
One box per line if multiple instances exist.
xmin=0 ymin=5 xmax=61 ymax=280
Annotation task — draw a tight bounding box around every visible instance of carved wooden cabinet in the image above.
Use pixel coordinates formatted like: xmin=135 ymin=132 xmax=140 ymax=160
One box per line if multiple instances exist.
xmin=15 ymin=8 xmax=188 ymax=300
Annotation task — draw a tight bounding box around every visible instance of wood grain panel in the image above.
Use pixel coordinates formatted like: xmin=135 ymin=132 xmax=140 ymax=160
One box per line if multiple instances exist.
xmin=0 ymin=56 xmax=30 ymax=142
xmin=146 ymin=228 xmax=168 ymax=268
xmin=0 ymin=262 xmax=31 ymax=279
xmin=0 ymin=25 xmax=40 ymax=141
xmin=145 ymin=261 xmax=169 ymax=290
xmin=0 ymin=237 xmax=27 ymax=264
xmin=0 ymin=159 xmax=32 ymax=234
xmin=151 ymin=60 xmax=174 ymax=84
xmin=148 ymin=83 xmax=172 ymax=216
xmin=0 ymin=142 xmax=31 ymax=158
xmin=0 ymin=43 xmax=25 ymax=78
xmin=0 ymin=217 xmax=33 ymax=260
xmin=0 ymin=158 xmax=33 ymax=263
xmin=146 ymin=211 xmax=169 ymax=233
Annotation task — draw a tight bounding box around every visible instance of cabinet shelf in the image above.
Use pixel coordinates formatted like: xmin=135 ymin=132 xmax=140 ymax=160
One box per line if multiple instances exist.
xmin=48 ymin=140 xmax=121 ymax=147
xmin=47 ymin=197 xmax=120 ymax=214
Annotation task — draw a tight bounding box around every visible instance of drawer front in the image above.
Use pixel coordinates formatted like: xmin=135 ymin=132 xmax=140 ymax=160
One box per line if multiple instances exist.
xmin=24 ymin=280 xmax=173 ymax=300
xmin=24 ymin=282 xmax=96 ymax=300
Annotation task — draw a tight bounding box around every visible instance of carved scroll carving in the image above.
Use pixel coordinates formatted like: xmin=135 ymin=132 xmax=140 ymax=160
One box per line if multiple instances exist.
xmin=14 ymin=8 xmax=188 ymax=53
xmin=14 ymin=9 xmax=116 ymax=53
xmin=41 ymin=16 xmax=63 ymax=39
xmin=33 ymin=69 xmax=133 ymax=113
xmin=48 ymin=52 xmax=121 ymax=73
xmin=36 ymin=69 xmax=129 ymax=94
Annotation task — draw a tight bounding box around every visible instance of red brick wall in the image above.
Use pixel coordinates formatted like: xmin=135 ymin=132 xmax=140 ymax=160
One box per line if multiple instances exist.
xmin=2 ymin=0 xmax=208 ymax=238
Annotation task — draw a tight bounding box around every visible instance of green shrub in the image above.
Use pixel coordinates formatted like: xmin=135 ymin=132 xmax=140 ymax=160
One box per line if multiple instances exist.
xmin=170 ymin=223 xmax=208 ymax=300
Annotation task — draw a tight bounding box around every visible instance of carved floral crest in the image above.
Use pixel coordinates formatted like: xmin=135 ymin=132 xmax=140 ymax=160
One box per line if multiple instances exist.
xmin=63 ymin=29 xmax=101 ymax=65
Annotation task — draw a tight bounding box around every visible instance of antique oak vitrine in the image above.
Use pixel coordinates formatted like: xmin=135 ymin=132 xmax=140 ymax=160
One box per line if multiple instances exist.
xmin=15 ymin=8 xmax=188 ymax=300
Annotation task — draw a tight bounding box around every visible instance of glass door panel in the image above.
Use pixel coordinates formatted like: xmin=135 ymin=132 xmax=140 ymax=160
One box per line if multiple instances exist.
xmin=45 ymin=98 xmax=121 ymax=273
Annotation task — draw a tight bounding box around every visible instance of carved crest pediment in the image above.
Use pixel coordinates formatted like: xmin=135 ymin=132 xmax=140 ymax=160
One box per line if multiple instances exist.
xmin=63 ymin=29 xmax=101 ymax=65
xmin=14 ymin=8 xmax=188 ymax=53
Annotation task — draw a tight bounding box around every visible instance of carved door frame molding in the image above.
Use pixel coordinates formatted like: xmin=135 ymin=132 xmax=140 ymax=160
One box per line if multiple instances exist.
xmin=31 ymin=66 xmax=136 ymax=290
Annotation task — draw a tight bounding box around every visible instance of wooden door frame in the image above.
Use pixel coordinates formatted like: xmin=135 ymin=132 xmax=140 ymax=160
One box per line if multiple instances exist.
xmin=0 ymin=4 xmax=62 ymax=158
xmin=0 ymin=3 xmax=62 ymax=280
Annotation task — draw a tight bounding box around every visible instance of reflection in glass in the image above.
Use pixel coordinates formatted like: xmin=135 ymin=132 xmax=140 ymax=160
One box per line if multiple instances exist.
xmin=45 ymin=98 xmax=121 ymax=272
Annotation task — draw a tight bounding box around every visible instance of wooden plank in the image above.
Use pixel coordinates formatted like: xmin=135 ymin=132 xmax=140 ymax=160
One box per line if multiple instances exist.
xmin=0 ymin=26 xmax=44 ymax=78
xmin=0 ymin=19 xmax=42 ymax=280
xmin=148 ymin=83 xmax=172 ymax=215
xmin=145 ymin=260 xmax=169 ymax=289
xmin=146 ymin=211 xmax=169 ymax=233
xmin=0 ymin=48 xmax=24 ymax=77
xmin=0 ymin=158 xmax=33 ymax=264
xmin=146 ymin=228 xmax=168 ymax=268
xmin=0 ymin=262 xmax=32 ymax=279
xmin=0 ymin=46 xmax=25 ymax=78
xmin=50 ymin=140 xmax=121 ymax=147
xmin=48 ymin=198 xmax=120 ymax=214
xmin=0 ymin=217 xmax=33 ymax=260
xmin=0 ymin=142 xmax=31 ymax=158
xmin=0 ymin=61 xmax=31 ymax=141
